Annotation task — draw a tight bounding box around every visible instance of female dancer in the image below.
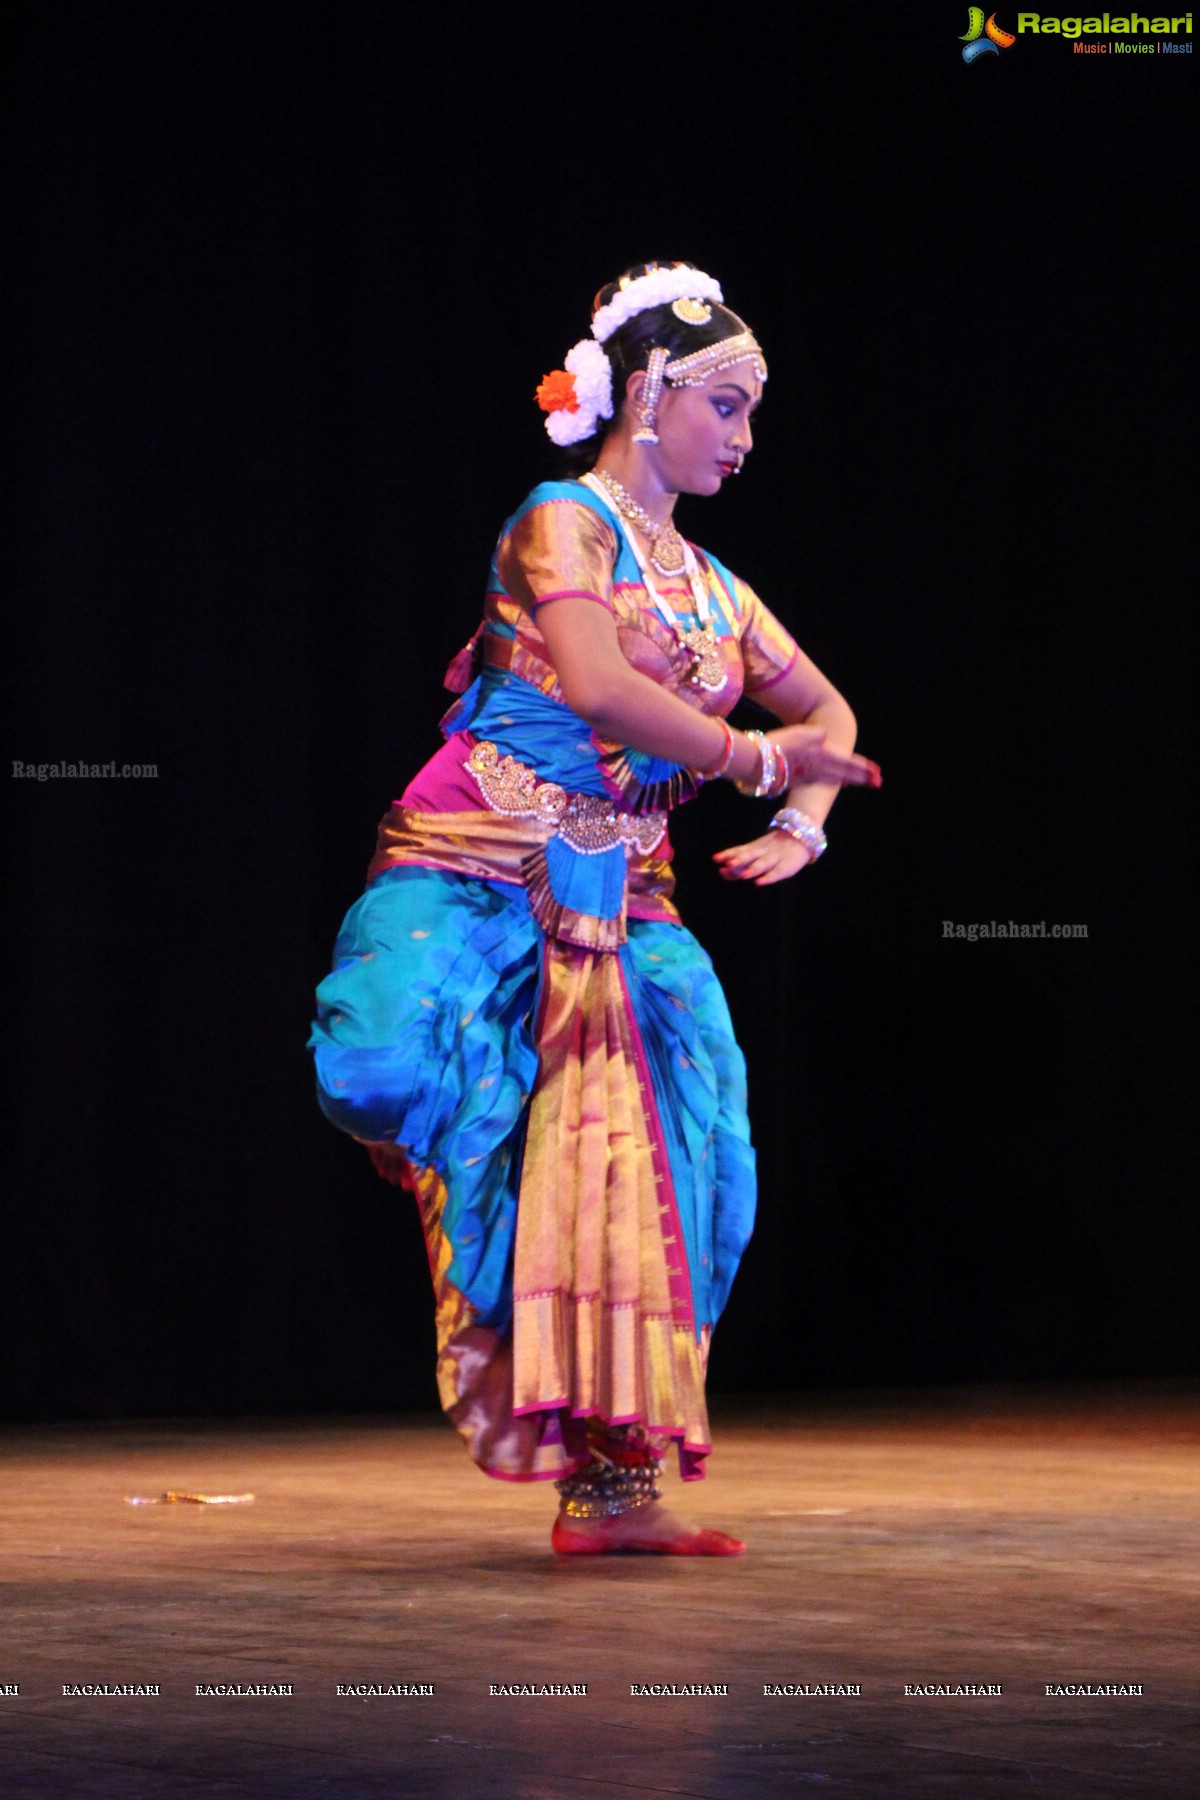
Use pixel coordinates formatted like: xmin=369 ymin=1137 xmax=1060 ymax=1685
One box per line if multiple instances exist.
xmin=309 ymin=261 xmax=880 ymax=1555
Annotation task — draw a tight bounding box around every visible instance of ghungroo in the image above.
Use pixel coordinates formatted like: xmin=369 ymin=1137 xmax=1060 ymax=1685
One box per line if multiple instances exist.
xmin=555 ymin=1426 xmax=664 ymax=1520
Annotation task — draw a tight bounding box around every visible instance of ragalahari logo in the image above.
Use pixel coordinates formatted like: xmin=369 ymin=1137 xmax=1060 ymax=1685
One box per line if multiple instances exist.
xmin=961 ymin=8 xmax=1017 ymax=57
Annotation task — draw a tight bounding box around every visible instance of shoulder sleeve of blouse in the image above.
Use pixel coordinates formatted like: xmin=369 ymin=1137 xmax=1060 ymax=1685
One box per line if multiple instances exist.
xmin=732 ymin=573 xmax=802 ymax=696
xmin=496 ymin=496 xmax=618 ymax=614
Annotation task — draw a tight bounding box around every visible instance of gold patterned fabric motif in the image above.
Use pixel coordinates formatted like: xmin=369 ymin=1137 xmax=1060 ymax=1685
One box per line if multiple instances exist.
xmin=365 ymin=803 xmax=680 ymax=929
xmin=364 ymin=1145 xmax=711 ymax=1482
xmin=497 ymin=499 xmax=618 ymax=614
xmin=730 ymin=571 xmax=800 ymax=695
xmin=367 ymin=1152 xmax=581 ymax=1479
xmin=511 ymin=940 xmax=712 ymax=1458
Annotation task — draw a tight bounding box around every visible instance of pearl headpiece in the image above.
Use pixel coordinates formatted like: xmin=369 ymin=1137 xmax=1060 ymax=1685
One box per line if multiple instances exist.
xmin=590 ymin=266 xmax=725 ymax=345
xmin=534 ymin=264 xmax=765 ymax=447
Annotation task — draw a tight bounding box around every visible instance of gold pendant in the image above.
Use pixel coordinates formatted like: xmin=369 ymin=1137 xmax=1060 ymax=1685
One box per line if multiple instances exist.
xmin=681 ymin=625 xmax=726 ymax=693
xmin=649 ymin=527 xmax=686 ymax=578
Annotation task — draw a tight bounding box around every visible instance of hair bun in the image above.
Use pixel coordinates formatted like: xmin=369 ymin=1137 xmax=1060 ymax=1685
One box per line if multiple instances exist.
xmin=591 ymin=260 xmax=697 ymax=321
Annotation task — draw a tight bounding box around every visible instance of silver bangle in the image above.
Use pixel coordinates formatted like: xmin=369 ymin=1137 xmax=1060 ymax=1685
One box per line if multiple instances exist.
xmin=770 ymin=807 xmax=827 ymax=859
xmin=735 ymin=729 xmax=778 ymax=798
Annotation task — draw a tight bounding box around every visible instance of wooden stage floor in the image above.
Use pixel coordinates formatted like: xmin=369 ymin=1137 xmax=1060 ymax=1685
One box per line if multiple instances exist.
xmin=0 ymin=1383 xmax=1195 ymax=1798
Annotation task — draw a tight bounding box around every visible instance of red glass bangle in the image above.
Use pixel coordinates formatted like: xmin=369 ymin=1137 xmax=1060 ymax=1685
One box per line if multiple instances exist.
xmin=700 ymin=718 xmax=735 ymax=779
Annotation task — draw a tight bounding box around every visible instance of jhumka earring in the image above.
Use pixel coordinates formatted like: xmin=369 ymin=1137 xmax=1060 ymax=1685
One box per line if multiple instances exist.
xmin=632 ymin=346 xmax=668 ymax=445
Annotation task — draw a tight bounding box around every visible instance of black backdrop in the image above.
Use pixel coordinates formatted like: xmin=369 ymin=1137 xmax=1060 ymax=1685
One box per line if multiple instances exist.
xmin=5 ymin=4 xmax=1195 ymax=1421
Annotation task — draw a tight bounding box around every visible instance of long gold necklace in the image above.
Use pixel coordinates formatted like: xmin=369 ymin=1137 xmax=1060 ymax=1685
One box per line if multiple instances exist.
xmin=580 ymin=473 xmax=726 ymax=694
xmin=592 ymin=469 xmax=687 ymax=577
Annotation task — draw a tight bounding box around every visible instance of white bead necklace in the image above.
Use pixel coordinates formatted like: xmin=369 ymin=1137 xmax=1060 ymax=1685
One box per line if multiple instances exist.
xmin=580 ymin=472 xmax=726 ymax=693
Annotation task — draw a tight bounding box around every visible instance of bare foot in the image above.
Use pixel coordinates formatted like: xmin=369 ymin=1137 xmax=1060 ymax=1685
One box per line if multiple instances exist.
xmin=551 ymin=1499 xmax=745 ymax=1556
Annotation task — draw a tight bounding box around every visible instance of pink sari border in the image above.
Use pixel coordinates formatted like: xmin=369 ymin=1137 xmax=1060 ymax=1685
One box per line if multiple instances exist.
xmin=745 ymin=644 xmax=799 ymax=695
xmin=495 ymin=1401 xmax=713 ymax=1484
xmin=530 ymin=588 xmax=611 ymax=611
xmin=512 ymin=1397 xmax=570 ymax=1417
xmin=482 ymin=1464 xmax=582 ymax=1484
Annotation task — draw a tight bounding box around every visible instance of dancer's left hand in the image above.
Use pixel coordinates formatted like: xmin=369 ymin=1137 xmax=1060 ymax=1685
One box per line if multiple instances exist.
xmin=712 ymin=832 xmax=814 ymax=885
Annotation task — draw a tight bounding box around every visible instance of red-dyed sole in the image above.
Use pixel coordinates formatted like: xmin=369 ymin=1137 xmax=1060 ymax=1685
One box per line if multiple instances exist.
xmin=551 ymin=1517 xmax=746 ymax=1557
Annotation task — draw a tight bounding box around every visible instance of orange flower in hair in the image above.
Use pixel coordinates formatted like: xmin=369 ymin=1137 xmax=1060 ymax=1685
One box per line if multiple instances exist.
xmin=535 ymin=369 xmax=579 ymax=414
xmin=538 ymin=340 xmax=614 ymax=446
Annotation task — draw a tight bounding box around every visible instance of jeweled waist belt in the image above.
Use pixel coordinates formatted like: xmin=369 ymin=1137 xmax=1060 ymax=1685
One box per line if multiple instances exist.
xmin=365 ymin=747 xmax=677 ymax=951
xmin=465 ymin=740 xmax=667 ymax=858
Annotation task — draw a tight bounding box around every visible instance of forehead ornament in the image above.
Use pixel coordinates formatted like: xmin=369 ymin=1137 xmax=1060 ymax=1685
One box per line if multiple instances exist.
xmin=662 ymin=330 xmax=768 ymax=389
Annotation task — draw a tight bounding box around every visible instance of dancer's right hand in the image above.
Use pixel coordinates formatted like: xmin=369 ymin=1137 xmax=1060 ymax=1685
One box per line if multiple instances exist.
xmin=765 ymin=724 xmax=882 ymax=789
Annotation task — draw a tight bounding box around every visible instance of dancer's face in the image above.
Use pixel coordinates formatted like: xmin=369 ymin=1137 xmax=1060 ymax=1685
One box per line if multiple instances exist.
xmin=639 ymin=360 xmax=763 ymax=498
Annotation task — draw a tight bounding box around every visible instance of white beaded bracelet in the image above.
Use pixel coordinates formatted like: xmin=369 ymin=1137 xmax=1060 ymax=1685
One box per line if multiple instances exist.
xmin=770 ymin=807 xmax=827 ymax=860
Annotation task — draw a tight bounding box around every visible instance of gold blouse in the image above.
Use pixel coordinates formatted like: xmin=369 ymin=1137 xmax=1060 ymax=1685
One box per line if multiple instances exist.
xmin=484 ymin=495 xmax=801 ymax=718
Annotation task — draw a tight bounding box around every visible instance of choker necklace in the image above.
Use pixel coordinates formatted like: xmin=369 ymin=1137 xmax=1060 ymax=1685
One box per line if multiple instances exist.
xmin=580 ymin=473 xmax=726 ymax=694
xmin=591 ymin=468 xmax=686 ymax=577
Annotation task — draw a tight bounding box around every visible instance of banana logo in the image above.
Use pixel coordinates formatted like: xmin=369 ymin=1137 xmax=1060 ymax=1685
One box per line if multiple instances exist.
xmin=961 ymin=9 xmax=1016 ymax=61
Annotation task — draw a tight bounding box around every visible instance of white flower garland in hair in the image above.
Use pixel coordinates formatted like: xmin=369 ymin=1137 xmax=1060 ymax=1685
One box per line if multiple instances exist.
xmin=590 ymin=267 xmax=724 ymax=344
xmin=542 ymin=338 xmax=614 ymax=447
